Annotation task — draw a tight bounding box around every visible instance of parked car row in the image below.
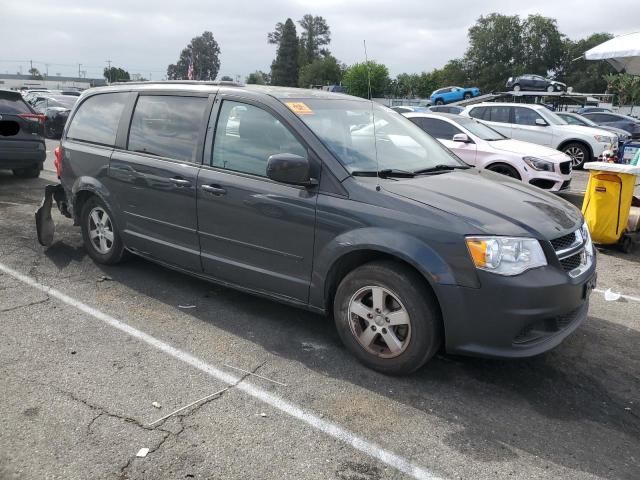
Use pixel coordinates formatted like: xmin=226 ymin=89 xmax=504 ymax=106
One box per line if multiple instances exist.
xmin=23 ymin=90 xmax=78 ymax=138
xmin=35 ymin=82 xmax=596 ymax=375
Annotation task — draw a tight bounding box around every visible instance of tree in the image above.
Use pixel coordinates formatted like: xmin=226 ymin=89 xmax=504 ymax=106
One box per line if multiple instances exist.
xmin=246 ymin=70 xmax=270 ymax=85
xmin=270 ymin=19 xmax=299 ymax=87
xmin=297 ymin=15 xmax=331 ymax=66
xmin=605 ymin=73 xmax=640 ymax=110
xmin=520 ymin=15 xmax=565 ymax=76
xmin=28 ymin=67 xmax=43 ymax=80
xmin=342 ymin=61 xmax=390 ymax=98
xmin=557 ymin=33 xmax=616 ymax=92
xmin=104 ymin=66 xmax=130 ymax=83
xmin=298 ymin=55 xmax=344 ymax=87
xmin=166 ymin=31 xmax=221 ymax=81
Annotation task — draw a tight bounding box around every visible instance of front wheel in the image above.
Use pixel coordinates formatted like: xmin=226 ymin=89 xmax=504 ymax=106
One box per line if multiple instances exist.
xmin=547 ymin=85 xmax=554 ymax=93
xmin=486 ymin=163 xmax=521 ymax=179
xmin=80 ymin=196 xmax=127 ymax=264
xmin=333 ymin=261 xmax=442 ymax=375
xmin=463 ymin=92 xmax=471 ymax=100
xmin=562 ymin=142 xmax=589 ymax=169
xmin=435 ymin=98 xmax=444 ymax=105
xmin=512 ymin=84 xmax=521 ymax=92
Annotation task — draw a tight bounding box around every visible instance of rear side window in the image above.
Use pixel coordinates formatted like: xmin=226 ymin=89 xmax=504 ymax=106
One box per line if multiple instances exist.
xmin=128 ymin=95 xmax=208 ymax=163
xmin=67 ymin=93 xmax=128 ymax=146
xmin=419 ymin=118 xmax=463 ymax=140
xmin=488 ymin=106 xmax=511 ymax=123
xmin=0 ymin=91 xmax=32 ymax=114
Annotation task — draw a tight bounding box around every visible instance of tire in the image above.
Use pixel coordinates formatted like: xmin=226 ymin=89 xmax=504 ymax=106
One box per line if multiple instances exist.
xmin=547 ymin=85 xmax=554 ymax=93
xmin=486 ymin=163 xmax=521 ymax=179
xmin=435 ymin=98 xmax=444 ymax=105
xmin=333 ymin=260 xmax=442 ymax=375
xmin=80 ymin=196 xmax=127 ymax=265
xmin=12 ymin=166 xmax=41 ymax=178
xmin=44 ymin=121 xmax=56 ymax=139
xmin=512 ymin=84 xmax=521 ymax=92
xmin=463 ymin=92 xmax=471 ymax=100
xmin=562 ymin=142 xmax=589 ymax=169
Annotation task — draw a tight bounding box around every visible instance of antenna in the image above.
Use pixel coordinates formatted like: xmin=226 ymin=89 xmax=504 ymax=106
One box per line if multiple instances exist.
xmin=364 ymin=40 xmax=380 ymax=190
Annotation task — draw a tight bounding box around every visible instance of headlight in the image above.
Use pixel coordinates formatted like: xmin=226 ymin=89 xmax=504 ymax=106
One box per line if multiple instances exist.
xmin=466 ymin=237 xmax=547 ymax=276
xmin=581 ymin=221 xmax=593 ymax=257
xmin=594 ymin=135 xmax=613 ymax=143
xmin=523 ymin=156 xmax=554 ymax=172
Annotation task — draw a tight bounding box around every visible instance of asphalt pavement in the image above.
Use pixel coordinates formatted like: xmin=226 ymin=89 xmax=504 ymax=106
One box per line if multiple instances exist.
xmin=0 ymin=148 xmax=639 ymax=480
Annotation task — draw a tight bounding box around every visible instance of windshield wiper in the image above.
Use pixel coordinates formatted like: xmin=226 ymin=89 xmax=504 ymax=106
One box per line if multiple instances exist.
xmin=414 ymin=164 xmax=469 ymax=174
xmin=352 ymin=168 xmax=416 ymax=178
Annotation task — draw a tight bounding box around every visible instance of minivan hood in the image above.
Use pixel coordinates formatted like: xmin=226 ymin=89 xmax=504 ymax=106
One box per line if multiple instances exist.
xmin=383 ymin=169 xmax=581 ymax=239
xmin=490 ymin=139 xmax=569 ymax=161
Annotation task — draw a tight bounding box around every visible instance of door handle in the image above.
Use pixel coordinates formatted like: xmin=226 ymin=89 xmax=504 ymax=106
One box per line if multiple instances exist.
xmin=170 ymin=177 xmax=192 ymax=187
xmin=201 ymin=184 xmax=227 ymax=196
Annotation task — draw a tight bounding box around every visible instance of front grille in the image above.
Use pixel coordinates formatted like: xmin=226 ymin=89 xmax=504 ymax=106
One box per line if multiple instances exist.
xmin=560 ymin=252 xmax=583 ymax=271
xmin=551 ymin=232 xmax=576 ymax=251
xmin=529 ymin=178 xmax=556 ymax=189
xmin=559 ymin=161 xmax=571 ymax=175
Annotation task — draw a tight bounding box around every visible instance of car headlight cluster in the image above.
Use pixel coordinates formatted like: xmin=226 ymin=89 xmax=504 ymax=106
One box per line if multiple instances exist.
xmin=466 ymin=236 xmax=547 ymax=276
xmin=594 ymin=135 xmax=614 ymax=144
xmin=523 ymin=156 xmax=554 ymax=172
xmin=581 ymin=221 xmax=593 ymax=258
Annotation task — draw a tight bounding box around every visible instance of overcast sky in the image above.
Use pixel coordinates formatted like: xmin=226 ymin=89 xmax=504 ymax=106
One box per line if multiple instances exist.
xmin=1 ymin=0 xmax=638 ymax=80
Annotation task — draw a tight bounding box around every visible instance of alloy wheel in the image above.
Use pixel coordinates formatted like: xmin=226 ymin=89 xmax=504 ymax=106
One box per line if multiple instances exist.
xmin=88 ymin=207 xmax=114 ymax=254
xmin=565 ymin=147 xmax=585 ymax=167
xmin=348 ymin=285 xmax=412 ymax=358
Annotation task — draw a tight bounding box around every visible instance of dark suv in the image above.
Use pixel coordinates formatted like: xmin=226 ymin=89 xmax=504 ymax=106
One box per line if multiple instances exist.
xmin=36 ymin=82 xmax=597 ymax=374
xmin=0 ymin=89 xmax=46 ymax=178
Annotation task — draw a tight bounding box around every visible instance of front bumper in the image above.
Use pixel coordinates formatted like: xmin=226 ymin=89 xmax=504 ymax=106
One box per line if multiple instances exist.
xmin=437 ymin=260 xmax=597 ymax=358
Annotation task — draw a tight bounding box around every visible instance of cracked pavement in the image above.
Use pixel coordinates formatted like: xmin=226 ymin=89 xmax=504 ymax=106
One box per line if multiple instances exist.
xmin=1 ymin=169 xmax=639 ymax=480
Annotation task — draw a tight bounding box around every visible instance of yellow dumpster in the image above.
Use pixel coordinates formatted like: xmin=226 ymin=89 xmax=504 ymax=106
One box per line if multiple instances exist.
xmin=581 ymin=162 xmax=640 ymax=245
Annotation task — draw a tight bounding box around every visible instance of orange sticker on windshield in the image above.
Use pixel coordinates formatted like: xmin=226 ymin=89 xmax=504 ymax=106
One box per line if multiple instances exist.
xmin=286 ymin=102 xmax=314 ymax=115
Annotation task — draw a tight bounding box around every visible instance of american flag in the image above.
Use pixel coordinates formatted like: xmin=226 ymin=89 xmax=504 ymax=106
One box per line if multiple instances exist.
xmin=187 ymin=56 xmax=194 ymax=80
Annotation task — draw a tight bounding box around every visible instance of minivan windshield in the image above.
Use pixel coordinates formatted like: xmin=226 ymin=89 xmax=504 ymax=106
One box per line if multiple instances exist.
xmin=292 ymin=99 xmax=465 ymax=174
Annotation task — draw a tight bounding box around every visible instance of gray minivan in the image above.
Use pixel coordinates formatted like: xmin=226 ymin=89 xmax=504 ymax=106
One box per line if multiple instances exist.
xmin=37 ymin=82 xmax=597 ymax=374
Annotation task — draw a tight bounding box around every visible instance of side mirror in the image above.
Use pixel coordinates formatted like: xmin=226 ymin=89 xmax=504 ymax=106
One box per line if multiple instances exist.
xmin=452 ymin=133 xmax=471 ymax=143
xmin=535 ymin=118 xmax=548 ymax=126
xmin=266 ymin=153 xmax=317 ymax=187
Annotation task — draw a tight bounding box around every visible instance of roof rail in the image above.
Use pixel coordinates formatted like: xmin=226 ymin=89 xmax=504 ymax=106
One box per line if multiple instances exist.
xmin=110 ymin=80 xmax=245 ymax=87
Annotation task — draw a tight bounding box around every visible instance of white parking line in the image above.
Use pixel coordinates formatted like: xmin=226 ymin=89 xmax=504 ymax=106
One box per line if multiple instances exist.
xmin=0 ymin=261 xmax=442 ymax=480
xmin=594 ymin=288 xmax=640 ymax=303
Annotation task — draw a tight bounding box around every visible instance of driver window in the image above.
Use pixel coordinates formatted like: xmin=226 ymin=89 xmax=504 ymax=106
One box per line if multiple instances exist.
xmin=211 ymin=101 xmax=306 ymax=177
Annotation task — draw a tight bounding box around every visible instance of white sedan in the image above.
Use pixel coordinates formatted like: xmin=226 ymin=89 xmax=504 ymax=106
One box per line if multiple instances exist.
xmin=404 ymin=112 xmax=573 ymax=192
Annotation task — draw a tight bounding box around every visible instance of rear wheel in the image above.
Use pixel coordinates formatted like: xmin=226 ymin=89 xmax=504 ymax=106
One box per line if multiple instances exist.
xmin=562 ymin=142 xmax=589 ymax=169
xmin=547 ymin=85 xmax=554 ymax=93
xmin=333 ymin=260 xmax=442 ymax=375
xmin=44 ymin=121 xmax=57 ymax=139
xmin=486 ymin=163 xmax=521 ymax=179
xmin=12 ymin=166 xmax=41 ymax=178
xmin=463 ymin=92 xmax=471 ymax=100
xmin=80 ymin=196 xmax=127 ymax=265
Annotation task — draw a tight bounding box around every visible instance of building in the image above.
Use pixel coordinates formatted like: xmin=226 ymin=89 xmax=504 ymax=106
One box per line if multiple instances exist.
xmin=0 ymin=73 xmax=107 ymax=91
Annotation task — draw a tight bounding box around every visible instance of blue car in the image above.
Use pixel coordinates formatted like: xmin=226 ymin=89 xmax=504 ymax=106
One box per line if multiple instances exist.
xmin=430 ymin=86 xmax=480 ymax=105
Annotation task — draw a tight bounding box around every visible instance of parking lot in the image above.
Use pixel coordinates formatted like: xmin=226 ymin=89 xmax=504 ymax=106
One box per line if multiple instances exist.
xmin=0 ymin=144 xmax=638 ymax=480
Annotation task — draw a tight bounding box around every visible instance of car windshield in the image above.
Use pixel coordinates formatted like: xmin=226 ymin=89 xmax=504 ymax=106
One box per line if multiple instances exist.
xmin=459 ymin=119 xmax=506 ymax=141
xmin=538 ymin=109 xmax=567 ymax=125
xmin=46 ymin=96 xmax=77 ymax=108
xmin=293 ymin=99 xmax=465 ymax=174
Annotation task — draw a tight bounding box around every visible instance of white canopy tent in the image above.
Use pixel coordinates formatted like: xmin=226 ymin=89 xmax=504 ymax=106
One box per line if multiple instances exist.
xmin=584 ymin=32 xmax=640 ymax=75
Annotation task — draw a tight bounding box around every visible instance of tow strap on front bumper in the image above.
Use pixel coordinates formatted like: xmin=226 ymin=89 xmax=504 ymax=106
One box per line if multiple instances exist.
xmin=35 ymin=184 xmax=67 ymax=247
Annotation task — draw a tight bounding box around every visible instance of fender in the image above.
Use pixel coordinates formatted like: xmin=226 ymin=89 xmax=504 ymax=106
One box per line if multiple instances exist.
xmin=70 ymin=176 xmax=116 ymax=224
xmin=309 ymin=227 xmax=479 ymax=310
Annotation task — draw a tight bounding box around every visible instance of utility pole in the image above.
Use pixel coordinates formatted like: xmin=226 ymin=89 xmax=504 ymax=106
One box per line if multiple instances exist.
xmin=30 ymin=60 xmax=33 ymax=73
xmin=106 ymin=59 xmax=112 ymax=83
xmin=78 ymin=63 xmax=82 ymax=78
